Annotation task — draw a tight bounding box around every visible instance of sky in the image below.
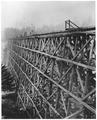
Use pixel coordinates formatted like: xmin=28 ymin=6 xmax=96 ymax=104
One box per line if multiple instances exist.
xmin=1 ymin=1 xmax=96 ymax=65
xmin=1 ymin=1 xmax=95 ymax=31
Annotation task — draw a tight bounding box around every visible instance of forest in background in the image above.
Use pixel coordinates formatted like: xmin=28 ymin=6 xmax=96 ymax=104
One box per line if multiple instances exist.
xmin=2 ymin=24 xmax=64 ymax=66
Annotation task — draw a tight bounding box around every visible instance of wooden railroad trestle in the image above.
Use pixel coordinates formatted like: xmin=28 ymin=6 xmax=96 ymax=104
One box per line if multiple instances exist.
xmin=8 ymin=27 xmax=96 ymax=118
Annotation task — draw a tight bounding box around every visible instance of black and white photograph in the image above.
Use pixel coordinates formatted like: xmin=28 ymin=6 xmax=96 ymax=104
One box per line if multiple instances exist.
xmin=1 ymin=1 xmax=96 ymax=119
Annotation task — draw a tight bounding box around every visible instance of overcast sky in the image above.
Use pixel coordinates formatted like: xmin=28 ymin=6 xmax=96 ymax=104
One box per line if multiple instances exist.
xmin=2 ymin=1 xmax=95 ymax=30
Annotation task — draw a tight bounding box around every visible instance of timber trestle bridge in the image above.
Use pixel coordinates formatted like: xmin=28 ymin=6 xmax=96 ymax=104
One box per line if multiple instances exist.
xmin=8 ymin=21 xmax=96 ymax=119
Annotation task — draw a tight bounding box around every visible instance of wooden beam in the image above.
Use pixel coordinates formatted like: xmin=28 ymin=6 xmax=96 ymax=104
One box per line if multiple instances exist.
xmin=9 ymin=55 xmax=63 ymax=118
xmin=61 ymin=91 xmax=67 ymax=116
xmin=9 ymin=52 xmax=96 ymax=114
xmin=12 ymin=44 xmax=95 ymax=71
xmin=18 ymin=93 xmax=32 ymax=118
xmin=21 ymin=84 xmax=43 ymax=119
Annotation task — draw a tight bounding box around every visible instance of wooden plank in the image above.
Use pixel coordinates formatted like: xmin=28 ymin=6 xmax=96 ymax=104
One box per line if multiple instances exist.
xmin=18 ymin=93 xmax=32 ymax=118
xmin=21 ymin=84 xmax=43 ymax=119
xmin=42 ymin=38 xmax=64 ymax=74
xmin=65 ymin=109 xmax=83 ymax=119
xmin=9 ymin=53 xmax=96 ymax=114
xmin=67 ymin=38 xmax=75 ymax=56
xmin=76 ymin=69 xmax=84 ymax=93
xmin=9 ymin=55 xmax=63 ymax=118
xmin=65 ymin=88 xmax=96 ymax=119
xmin=85 ymin=39 xmax=94 ymax=94
xmin=12 ymin=44 xmax=95 ymax=71
xmin=83 ymin=88 xmax=96 ymax=100
xmin=66 ymin=67 xmax=74 ymax=115
xmin=10 ymin=27 xmax=95 ymax=40
xmin=47 ymin=36 xmax=95 ymax=99
xmin=61 ymin=91 xmax=67 ymax=116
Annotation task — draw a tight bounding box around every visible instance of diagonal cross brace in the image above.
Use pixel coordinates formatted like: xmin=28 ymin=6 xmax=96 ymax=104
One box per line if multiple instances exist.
xmin=12 ymin=42 xmax=95 ymax=71
xmin=9 ymin=55 xmax=63 ymax=118
xmin=9 ymin=50 xmax=96 ymax=114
